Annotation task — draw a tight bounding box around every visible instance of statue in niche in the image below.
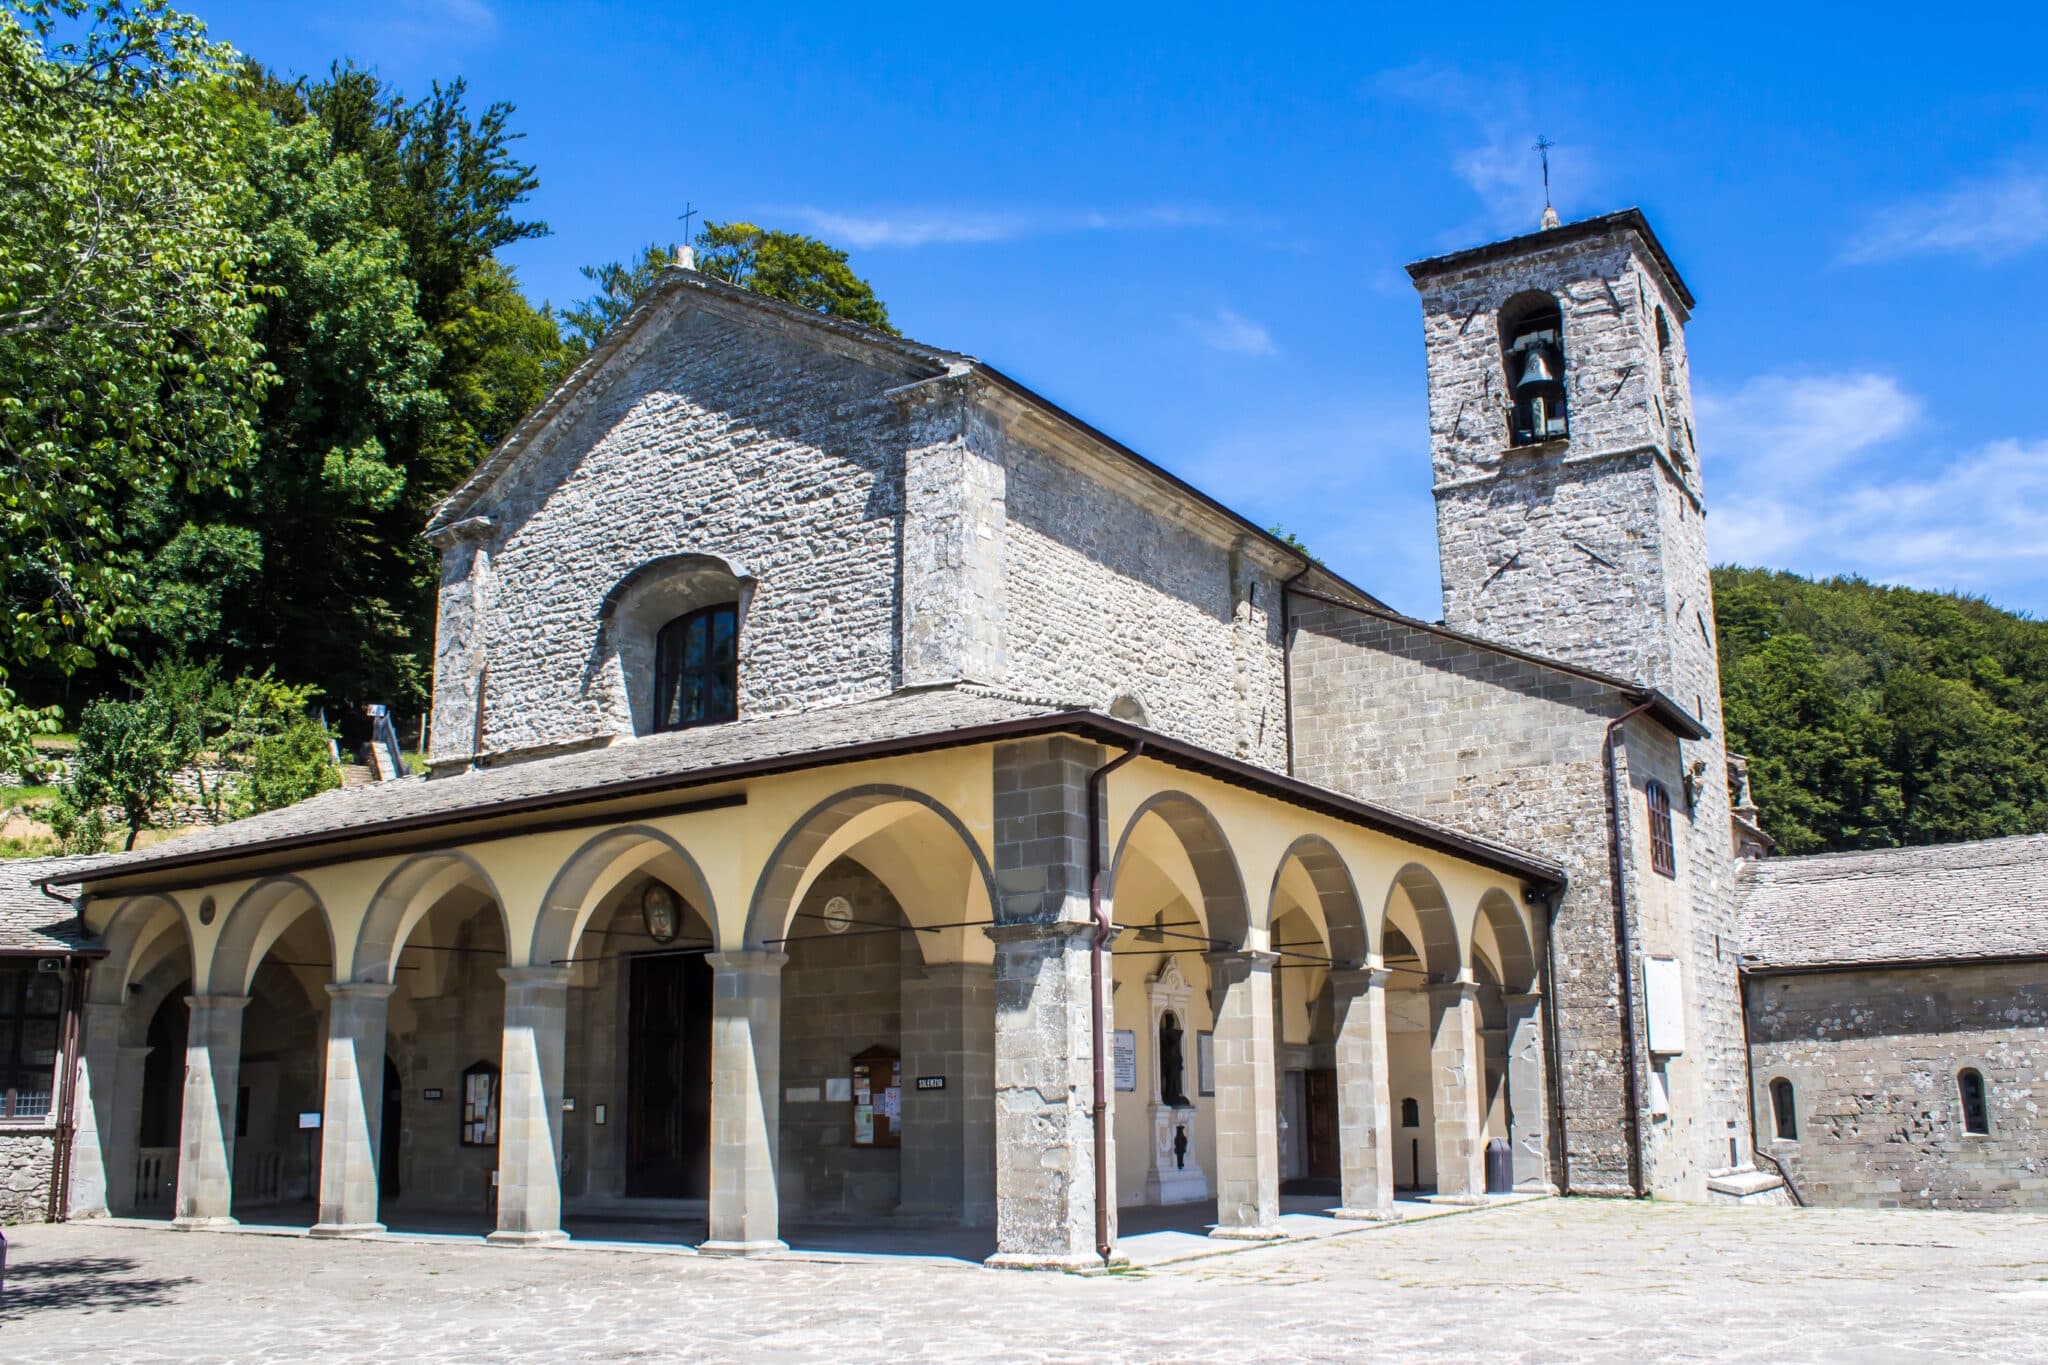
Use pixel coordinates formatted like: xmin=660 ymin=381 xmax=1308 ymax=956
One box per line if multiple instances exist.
xmin=1159 ymin=1012 xmax=1189 ymax=1107
xmin=1173 ymin=1124 xmax=1189 ymax=1171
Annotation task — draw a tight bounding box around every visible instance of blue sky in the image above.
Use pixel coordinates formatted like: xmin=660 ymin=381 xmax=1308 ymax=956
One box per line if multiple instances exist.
xmin=195 ymin=1 xmax=2048 ymax=617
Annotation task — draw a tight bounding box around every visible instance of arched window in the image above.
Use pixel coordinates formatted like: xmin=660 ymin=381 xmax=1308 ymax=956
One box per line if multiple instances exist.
xmin=1646 ymin=780 xmax=1676 ymax=878
xmin=1500 ymin=291 xmax=1568 ymax=446
xmin=1400 ymin=1097 xmax=1420 ymax=1128
xmin=1769 ymin=1077 xmax=1797 ymax=1141
xmin=1958 ymin=1068 xmax=1990 ymax=1135
xmin=653 ymin=603 xmax=738 ymax=731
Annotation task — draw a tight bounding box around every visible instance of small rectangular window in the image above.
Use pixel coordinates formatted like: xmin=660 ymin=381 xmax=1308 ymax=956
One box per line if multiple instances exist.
xmin=0 ymin=966 xmax=63 ymax=1120
xmin=1769 ymin=1078 xmax=1798 ymax=1141
xmin=1646 ymin=781 xmax=1676 ymax=878
xmin=1959 ymin=1069 xmax=1990 ymax=1135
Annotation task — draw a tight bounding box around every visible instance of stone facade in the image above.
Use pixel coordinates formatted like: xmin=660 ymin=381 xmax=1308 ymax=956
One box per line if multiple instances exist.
xmin=1748 ymin=962 xmax=2048 ymax=1208
xmin=0 ymin=1130 xmax=55 ymax=1224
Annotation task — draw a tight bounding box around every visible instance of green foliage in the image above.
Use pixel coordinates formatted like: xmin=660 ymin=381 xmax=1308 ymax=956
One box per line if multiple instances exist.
xmin=52 ymin=685 xmax=199 ymax=851
xmin=565 ymin=222 xmax=896 ymax=350
xmin=0 ymin=1 xmax=270 ymax=771
xmin=1266 ymin=525 xmax=1319 ymax=563
xmin=238 ymin=712 xmax=338 ymax=816
xmin=1714 ymin=567 xmax=2048 ymax=854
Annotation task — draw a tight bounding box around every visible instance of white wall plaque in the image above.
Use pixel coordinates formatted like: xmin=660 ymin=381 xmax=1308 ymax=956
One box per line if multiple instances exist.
xmin=1197 ymin=1030 xmax=1215 ymax=1097
xmin=1112 ymin=1029 xmax=1137 ymax=1092
xmin=1644 ymin=956 xmax=1686 ymax=1056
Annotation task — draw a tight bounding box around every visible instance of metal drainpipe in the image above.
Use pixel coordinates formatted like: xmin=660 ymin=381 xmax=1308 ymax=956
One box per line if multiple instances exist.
xmin=1278 ymin=559 xmax=1312 ymax=778
xmin=1603 ymin=699 xmax=1658 ymax=1199
xmin=47 ymin=960 xmax=86 ymax=1222
xmin=1085 ymin=739 xmax=1143 ymax=1263
xmin=1534 ymin=884 xmax=1572 ymax=1195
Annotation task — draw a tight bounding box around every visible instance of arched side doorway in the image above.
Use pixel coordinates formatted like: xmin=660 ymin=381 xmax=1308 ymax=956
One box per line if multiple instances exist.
xmin=1381 ymin=865 xmax=1485 ymax=1201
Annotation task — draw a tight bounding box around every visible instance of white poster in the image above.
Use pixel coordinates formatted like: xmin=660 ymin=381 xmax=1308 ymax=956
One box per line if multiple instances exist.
xmin=1112 ymin=1029 xmax=1137 ymax=1092
xmin=1197 ymin=1030 xmax=1215 ymax=1096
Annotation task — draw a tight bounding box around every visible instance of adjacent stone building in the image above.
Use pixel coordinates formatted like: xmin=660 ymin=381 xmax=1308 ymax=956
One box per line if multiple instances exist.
xmin=15 ymin=206 xmax=1792 ymax=1254
xmin=1740 ymin=835 xmax=2048 ymax=1209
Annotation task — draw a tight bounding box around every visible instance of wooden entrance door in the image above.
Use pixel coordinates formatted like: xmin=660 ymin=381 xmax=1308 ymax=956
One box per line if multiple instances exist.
xmin=626 ymin=952 xmax=713 ymax=1198
xmin=1305 ymin=1066 xmax=1340 ymax=1181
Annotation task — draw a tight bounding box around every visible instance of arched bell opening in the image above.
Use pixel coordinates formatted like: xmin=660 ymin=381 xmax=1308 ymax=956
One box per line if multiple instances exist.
xmin=1499 ymin=289 xmax=1568 ymax=446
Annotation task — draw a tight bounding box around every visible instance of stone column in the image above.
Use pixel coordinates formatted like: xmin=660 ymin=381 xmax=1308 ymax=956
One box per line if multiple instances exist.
xmin=1328 ymin=967 xmax=1397 ymax=1220
xmin=701 ymin=950 xmax=787 ymax=1255
xmin=489 ymin=966 xmax=570 ymax=1245
xmin=69 ymin=1002 xmax=142 ymax=1218
xmin=1504 ymin=992 xmax=1556 ymax=1193
xmin=172 ymin=994 xmax=249 ymax=1229
xmin=311 ymin=983 xmax=394 ymax=1236
xmin=1205 ymin=950 xmax=1283 ymax=1239
xmin=986 ymin=921 xmax=1108 ymax=1269
xmin=898 ymin=960 xmax=996 ymax=1226
xmin=1427 ymin=981 xmax=1487 ymax=1202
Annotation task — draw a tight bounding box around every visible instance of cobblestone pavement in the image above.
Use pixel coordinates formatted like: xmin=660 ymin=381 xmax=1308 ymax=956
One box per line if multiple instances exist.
xmin=4 ymin=1199 xmax=2047 ymax=1362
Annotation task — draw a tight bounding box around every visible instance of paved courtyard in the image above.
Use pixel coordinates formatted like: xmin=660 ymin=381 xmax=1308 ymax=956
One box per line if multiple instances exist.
xmin=3 ymin=1199 xmax=2046 ymax=1362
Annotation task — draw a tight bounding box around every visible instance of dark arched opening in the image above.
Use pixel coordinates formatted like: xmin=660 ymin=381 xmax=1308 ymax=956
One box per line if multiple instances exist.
xmin=1500 ymin=290 xmax=1567 ymax=446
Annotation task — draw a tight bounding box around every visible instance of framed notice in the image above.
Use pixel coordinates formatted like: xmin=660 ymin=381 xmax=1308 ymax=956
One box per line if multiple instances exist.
xmin=1197 ymin=1030 xmax=1215 ymax=1097
xmin=1112 ymin=1029 xmax=1137 ymax=1092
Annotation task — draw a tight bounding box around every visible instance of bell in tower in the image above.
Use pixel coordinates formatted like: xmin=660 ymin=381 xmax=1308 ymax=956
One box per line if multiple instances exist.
xmin=1504 ymin=302 xmax=1568 ymax=446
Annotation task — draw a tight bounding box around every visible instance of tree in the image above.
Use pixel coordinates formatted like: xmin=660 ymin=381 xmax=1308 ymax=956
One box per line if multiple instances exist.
xmin=52 ymin=689 xmax=199 ymax=851
xmin=0 ymin=0 xmax=269 ymax=772
xmin=565 ymin=221 xmax=895 ymax=350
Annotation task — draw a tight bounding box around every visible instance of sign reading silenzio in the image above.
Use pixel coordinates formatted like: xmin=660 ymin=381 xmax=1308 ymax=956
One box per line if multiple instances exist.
xmin=1113 ymin=1029 xmax=1137 ymax=1092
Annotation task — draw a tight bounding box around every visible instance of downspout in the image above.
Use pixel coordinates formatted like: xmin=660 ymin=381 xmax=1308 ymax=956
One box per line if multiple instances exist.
xmin=1278 ymin=559 xmax=1313 ymax=778
xmin=1086 ymin=738 xmax=1144 ymax=1264
xmin=1738 ymin=971 xmax=1804 ymax=1206
xmin=48 ymin=960 xmax=86 ymax=1222
xmin=1603 ymin=699 xmax=1657 ymax=1199
xmin=1534 ymin=884 xmax=1571 ymax=1195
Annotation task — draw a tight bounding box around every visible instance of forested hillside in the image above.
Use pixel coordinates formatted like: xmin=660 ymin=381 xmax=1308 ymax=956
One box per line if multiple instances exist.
xmin=1714 ymin=568 xmax=2048 ymax=855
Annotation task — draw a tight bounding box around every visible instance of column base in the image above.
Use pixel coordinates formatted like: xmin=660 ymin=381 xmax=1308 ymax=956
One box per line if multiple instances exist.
xmin=1208 ymin=1224 xmax=1288 ymax=1241
xmin=1331 ymin=1205 xmax=1403 ymax=1222
xmin=169 ymin=1215 xmax=239 ymax=1231
xmin=1513 ymin=1181 xmax=1560 ymax=1196
xmin=308 ymin=1221 xmax=386 ymax=1238
xmin=485 ymin=1228 xmax=570 ymax=1247
xmin=984 ymin=1250 xmax=1127 ymax=1272
xmin=697 ymin=1239 xmax=788 ymax=1257
xmin=1420 ymin=1193 xmax=1490 ymax=1207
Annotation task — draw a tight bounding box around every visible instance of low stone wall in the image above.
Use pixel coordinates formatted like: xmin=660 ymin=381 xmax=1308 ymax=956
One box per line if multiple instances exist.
xmin=1747 ymin=961 xmax=2048 ymax=1209
xmin=0 ymin=1130 xmax=56 ymax=1224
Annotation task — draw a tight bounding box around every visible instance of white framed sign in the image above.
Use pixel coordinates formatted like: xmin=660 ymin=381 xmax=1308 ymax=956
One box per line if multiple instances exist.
xmin=1197 ymin=1030 xmax=1215 ymax=1097
xmin=1112 ymin=1029 xmax=1137 ymax=1092
xmin=1644 ymin=956 xmax=1686 ymax=1056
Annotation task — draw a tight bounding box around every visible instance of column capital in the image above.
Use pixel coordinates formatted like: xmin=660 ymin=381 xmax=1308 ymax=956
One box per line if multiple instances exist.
xmin=497 ymin=965 xmax=571 ymax=990
xmin=183 ymin=993 xmax=251 ymax=1012
xmin=325 ymin=981 xmax=397 ymax=1002
xmin=1503 ymin=990 xmax=1544 ymax=1008
xmin=706 ymin=949 xmax=788 ymax=975
xmin=983 ymin=919 xmax=1097 ymax=948
xmin=1424 ymin=979 xmax=1480 ymax=1003
xmin=1202 ymin=948 xmax=1279 ymax=984
xmin=1327 ymin=966 xmax=1393 ymax=995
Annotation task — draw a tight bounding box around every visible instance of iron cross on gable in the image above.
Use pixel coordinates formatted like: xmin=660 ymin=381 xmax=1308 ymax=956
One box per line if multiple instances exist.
xmin=677 ymin=202 xmax=699 ymax=244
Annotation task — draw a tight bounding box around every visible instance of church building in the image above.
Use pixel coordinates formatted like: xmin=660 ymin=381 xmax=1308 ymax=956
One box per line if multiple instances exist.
xmin=12 ymin=206 xmax=1789 ymax=1264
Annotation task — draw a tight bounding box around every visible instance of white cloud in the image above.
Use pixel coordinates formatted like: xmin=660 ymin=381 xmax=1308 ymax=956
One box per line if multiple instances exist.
xmin=436 ymin=0 xmax=499 ymax=32
xmin=1187 ymin=308 xmax=1276 ymax=356
xmin=1703 ymin=370 xmax=2048 ymax=609
xmin=1371 ymin=63 xmax=1596 ymax=235
xmin=1845 ymin=167 xmax=2048 ymax=264
xmin=779 ymin=205 xmax=1219 ymax=250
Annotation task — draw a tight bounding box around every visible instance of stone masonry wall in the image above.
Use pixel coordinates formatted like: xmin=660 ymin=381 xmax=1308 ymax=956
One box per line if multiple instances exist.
xmin=1289 ymin=601 xmax=1637 ymax=1193
xmin=0 ymin=1131 xmax=55 ymax=1223
xmin=1748 ymin=962 xmax=2048 ymax=1208
xmin=432 ymin=296 xmax=934 ymax=765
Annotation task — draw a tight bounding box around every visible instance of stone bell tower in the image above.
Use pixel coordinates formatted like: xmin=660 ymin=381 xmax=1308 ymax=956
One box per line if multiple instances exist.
xmin=1407 ymin=210 xmax=1757 ymax=1195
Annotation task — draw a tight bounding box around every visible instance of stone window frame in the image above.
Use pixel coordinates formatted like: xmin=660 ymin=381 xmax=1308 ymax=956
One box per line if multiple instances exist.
xmin=652 ymin=602 xmax=740 ymax=733
xmin=599 ymin=553 xmax=756 ymax=739
xmin=1767 ymin=1076 xmax=1798 ymax=1142
xmin=1645 ymin=780 xmax=1677 ymax=879
xmin=1956 ymin=1066 xmax=1992 ymax=1137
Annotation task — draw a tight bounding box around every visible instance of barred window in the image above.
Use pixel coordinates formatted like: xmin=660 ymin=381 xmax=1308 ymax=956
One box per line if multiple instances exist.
xmin=1958 ymin=1069 xmax=1990 ymax=1135
xmin=1646 ymin=780 xmax=1676 ymax=878
xmin=652 ymin=603 xmax=738 ymax=732
xmin=0 ymin=966 xmax=63 ymax=1120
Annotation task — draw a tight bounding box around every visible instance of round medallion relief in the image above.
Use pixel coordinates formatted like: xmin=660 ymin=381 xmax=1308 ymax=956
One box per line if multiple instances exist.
xmin=640 ymin=882 xmax=680 ymax=944
xmin=197 ymin=895 xmax=217 ymax=927
xmin=822 ymin=896 xmax=854 ymax=934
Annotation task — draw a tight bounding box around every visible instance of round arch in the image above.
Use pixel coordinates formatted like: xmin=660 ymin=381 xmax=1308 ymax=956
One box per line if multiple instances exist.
xmin=744 ymin=784 xmax=998 ymax=950
xmin=1266 ymin=834 xmax=1367 ymax=967
xmin=1382 ymin=863 xmax=1462 ymax=983
xmin=1476 ymin=888 xmax=1539 ymax=994
xmin=211 ymin=875 xmax=334 ymax=996
xmin=1107 ymin=791 xmax=1250 ymax=951
xmin=532 ymin=824 xmax=720 ymax=967
xmin=87 ymin=895 xmax=189 ymax=1007
xmin=350 ymin=851 xmax=509 ymax=984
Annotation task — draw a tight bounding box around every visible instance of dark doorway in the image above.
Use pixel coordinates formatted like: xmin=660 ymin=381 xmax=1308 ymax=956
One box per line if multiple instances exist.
xmin=380 ymin=1056 xmax=403 ymax=1199
xmin=138 ymin=990 xmax=189 ymax=1148
xmin=626 ymin=951 xmax=713 ymax=1198
xmin=1304 ymin=1067 xmax=1340 ymax=1181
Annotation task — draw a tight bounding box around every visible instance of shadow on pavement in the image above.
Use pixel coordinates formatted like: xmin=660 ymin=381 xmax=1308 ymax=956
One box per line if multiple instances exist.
xmin=0 ymin=1252 xmax=191 ymax=1317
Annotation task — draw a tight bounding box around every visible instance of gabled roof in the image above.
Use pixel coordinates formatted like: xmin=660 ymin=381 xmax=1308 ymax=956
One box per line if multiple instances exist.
xmin=1739 ymin=834 xmax=2048 ymax=973
xmin=425 ymin=267 xmax=1391 ymax=612
xmin=1290 ymin=587 xmax=1711 ymax=742
xmin=47 ymin=686 xmax=1564 ymax=895
xmin=0 ymin=856 xmax=103 ymax=956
